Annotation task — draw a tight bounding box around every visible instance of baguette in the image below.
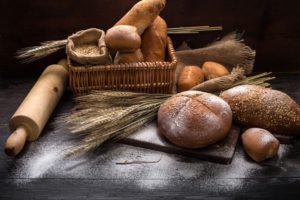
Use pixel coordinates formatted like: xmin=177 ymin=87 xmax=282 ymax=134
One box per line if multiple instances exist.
xmin=220 ymin=85 xmax=300 ymax=135
xmin=141 ymin=16 xmax=168 ymax=62
xmin=115 ymin=0 xmax=166 ymax=35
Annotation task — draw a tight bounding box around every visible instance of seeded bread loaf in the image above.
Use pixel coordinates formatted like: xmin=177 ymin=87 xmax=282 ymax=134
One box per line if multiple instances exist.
xmin=220 ymin=85 xmax=300 ymax=135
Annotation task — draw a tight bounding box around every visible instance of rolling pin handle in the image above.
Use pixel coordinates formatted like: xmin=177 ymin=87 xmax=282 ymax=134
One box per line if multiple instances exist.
xmin=4 ymin=126 xmax=28 ymax=156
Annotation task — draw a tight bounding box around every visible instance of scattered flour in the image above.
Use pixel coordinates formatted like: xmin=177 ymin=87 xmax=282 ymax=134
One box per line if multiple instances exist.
xmin=24 ymin=146 xmax=62 ymax=178
xmin=277 ymin=144 xmax=290 ymax=159
xmin=11 ymin=127 xmax=292 ymax=192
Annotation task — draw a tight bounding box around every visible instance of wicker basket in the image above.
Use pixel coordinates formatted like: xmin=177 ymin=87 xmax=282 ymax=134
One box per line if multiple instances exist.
xmin=68 ymin=37 xmax=177 ymax=96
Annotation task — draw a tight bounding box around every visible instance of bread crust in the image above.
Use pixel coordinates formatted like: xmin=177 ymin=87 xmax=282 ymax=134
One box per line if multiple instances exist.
xmin=158 ymin=91 xmax=232 ymax=149
xmin=220 ymin=85 xmax=300 ymax=135
xmin=114 ymin=49 xmax=144 ymax=64
xmin=105 ymin=25 xmax=141 ymax=52
xmin=242 ymin=128 xmax=280 ymax=162
xmin=141 ymin=16 xmax=168 ymax=62
xmin=115 ymin=0 xmax=166 ymax=35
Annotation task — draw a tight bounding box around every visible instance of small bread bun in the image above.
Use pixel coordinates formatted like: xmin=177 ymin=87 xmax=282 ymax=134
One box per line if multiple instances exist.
xmin=241 ymin=128 xmax=280 ymax=162
xmin=202 ymin=61 xmax=229 ymax=80
xmin=177 ymin=66 xmax=204 ymax=92
xmin=158 ymin=91 xmax=232 ymax=149
xmin=105 ymin=25 xmax=141 ymax=52
xmin=114 ymin=49 xmax=144 ymax=64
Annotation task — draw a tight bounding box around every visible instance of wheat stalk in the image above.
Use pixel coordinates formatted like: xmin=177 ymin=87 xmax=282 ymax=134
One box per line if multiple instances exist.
xmin=57 ymin=69 xmax=275 ymax=157
xmin=16 ymin=26 xmax=223 ymax=63
xmin=168 ymin=26 xmax=223 ymax=34
xmin=16 ymin=39 xmax=67 ymax=63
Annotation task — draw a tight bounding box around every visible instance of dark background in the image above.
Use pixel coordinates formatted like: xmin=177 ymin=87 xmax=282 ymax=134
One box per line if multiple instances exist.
xmin=0 ymin=0 xmax=300 ymax=77
xmin=1 ymin=1 xmax=300 ymax=199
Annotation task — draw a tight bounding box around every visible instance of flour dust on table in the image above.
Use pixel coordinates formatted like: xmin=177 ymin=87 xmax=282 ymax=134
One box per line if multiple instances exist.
xmin=10 ymin=125 xmax=293 ymax=192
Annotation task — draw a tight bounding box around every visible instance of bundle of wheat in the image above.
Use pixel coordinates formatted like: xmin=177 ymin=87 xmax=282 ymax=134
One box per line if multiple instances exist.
xmin=57 ymin=69 xmax=275 ymax=156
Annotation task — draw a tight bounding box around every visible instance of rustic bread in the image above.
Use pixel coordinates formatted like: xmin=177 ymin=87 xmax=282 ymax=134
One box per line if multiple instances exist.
xmin=115 ymin=0 xmax=166 ymax=35
xmin=242 ymin=128 xmax=280 ymax=162
xmin=105 ymin=25 xmax=141 ymax=52
xmin=220 ymin=85 xmax=300 ymax=135
xmin=158 ymin=91 xmax=232 ymax=149
xmin=114 ymin=49 xmax=144 ymax=64
xmin=141 ymin=16 xmax=168 ymax=62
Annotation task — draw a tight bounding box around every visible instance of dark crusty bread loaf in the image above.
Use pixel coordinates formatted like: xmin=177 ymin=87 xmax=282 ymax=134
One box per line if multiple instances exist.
xmin=105 ymin=25 xmax=141 ymax=52
xmin=141 ymin=16 xmax=168 ymax=62
xmin=114 ymin=49 xmax=144 ymax=64
xmin=241 ymin=128 xmax=280 ymax=162
xmin=115 ymin=0 xmax=166 ymax=35
xmin=158 ymin=91 xmax=232 ymax=149
xmin=220 ymin=85 xmax=300 ymax=135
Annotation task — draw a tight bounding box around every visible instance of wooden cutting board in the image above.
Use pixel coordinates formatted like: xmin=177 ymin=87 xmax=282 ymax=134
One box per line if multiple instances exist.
xmin=120 ymin=123 xmax=241 ymax=164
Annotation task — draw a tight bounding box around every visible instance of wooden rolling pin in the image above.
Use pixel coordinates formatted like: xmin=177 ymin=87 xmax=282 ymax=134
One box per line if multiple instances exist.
xmin=4 ymin=59 xmax=69 ymax=156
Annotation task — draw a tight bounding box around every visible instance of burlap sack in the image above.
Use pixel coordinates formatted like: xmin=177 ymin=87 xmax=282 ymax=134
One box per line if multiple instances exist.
xmin=66 ymin=28 xmax=112 ymax=65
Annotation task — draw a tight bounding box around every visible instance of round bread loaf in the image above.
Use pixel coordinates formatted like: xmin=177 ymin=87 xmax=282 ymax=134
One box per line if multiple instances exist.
xmin=158 ymin=91 xmax=232 ymax=149
xmin=105 ymin=25 xmax=141 ymax=52
xmin=242 ymin=128 xmax=280 ymax=162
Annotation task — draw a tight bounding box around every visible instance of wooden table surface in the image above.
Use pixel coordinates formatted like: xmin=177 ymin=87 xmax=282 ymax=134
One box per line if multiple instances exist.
xmin=0 ymin=73 xmax=300 ymax=200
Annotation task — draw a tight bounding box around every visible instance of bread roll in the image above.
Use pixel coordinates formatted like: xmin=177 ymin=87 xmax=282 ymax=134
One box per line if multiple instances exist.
xmin=158 ymin=91 xmax=232 ymax=149
xmin=115 ymin=0 xmax=166 ymax=35
xmin=202 ymin=61 xmax=229 ymax=80
xmin=114 ymin=49 xmax=144 ymax=64
xmin=177 ymin=66 xmax=204 ymax=92
xmin=220 ymin=85 xmax=300 ymax=135
xmin=242 ymin=128 xmax=280 ymax=162
xmin=141 ymin=16 xmax=168 ymax=62
xmin=105 ymin=25 xmax=141 ymax=52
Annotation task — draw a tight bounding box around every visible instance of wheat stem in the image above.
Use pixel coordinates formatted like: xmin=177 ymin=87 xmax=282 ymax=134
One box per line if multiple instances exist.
xmin=58 ymin=72 xmax=274 ymax=156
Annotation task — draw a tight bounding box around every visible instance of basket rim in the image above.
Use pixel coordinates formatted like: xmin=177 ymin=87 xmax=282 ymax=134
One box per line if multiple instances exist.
xmin=68 ymin=37 xmax=177 ymax=70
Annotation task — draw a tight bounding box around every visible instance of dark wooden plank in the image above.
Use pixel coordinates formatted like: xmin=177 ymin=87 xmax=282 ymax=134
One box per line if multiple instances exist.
xmin=0 ymin=178 xmax=300 ymax=200
xmin=120 ymin=124 xmax=240 ymax=164
xmin=0 ymin=73 xmax=300 ymax=199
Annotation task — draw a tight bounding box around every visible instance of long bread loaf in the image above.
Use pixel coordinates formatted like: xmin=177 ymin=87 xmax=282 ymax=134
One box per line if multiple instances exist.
xmin=141 ymin=16 xmax=168 ymax=62
xmin=115 ymin=0 xmax=166 ymax=35
xmin=220 ymin=85 xmax=300 ymax=135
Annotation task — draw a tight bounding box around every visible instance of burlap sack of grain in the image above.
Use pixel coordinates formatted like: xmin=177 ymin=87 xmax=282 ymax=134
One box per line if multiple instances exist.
xmin=66 ymin=28 xmax=112 ymax=65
